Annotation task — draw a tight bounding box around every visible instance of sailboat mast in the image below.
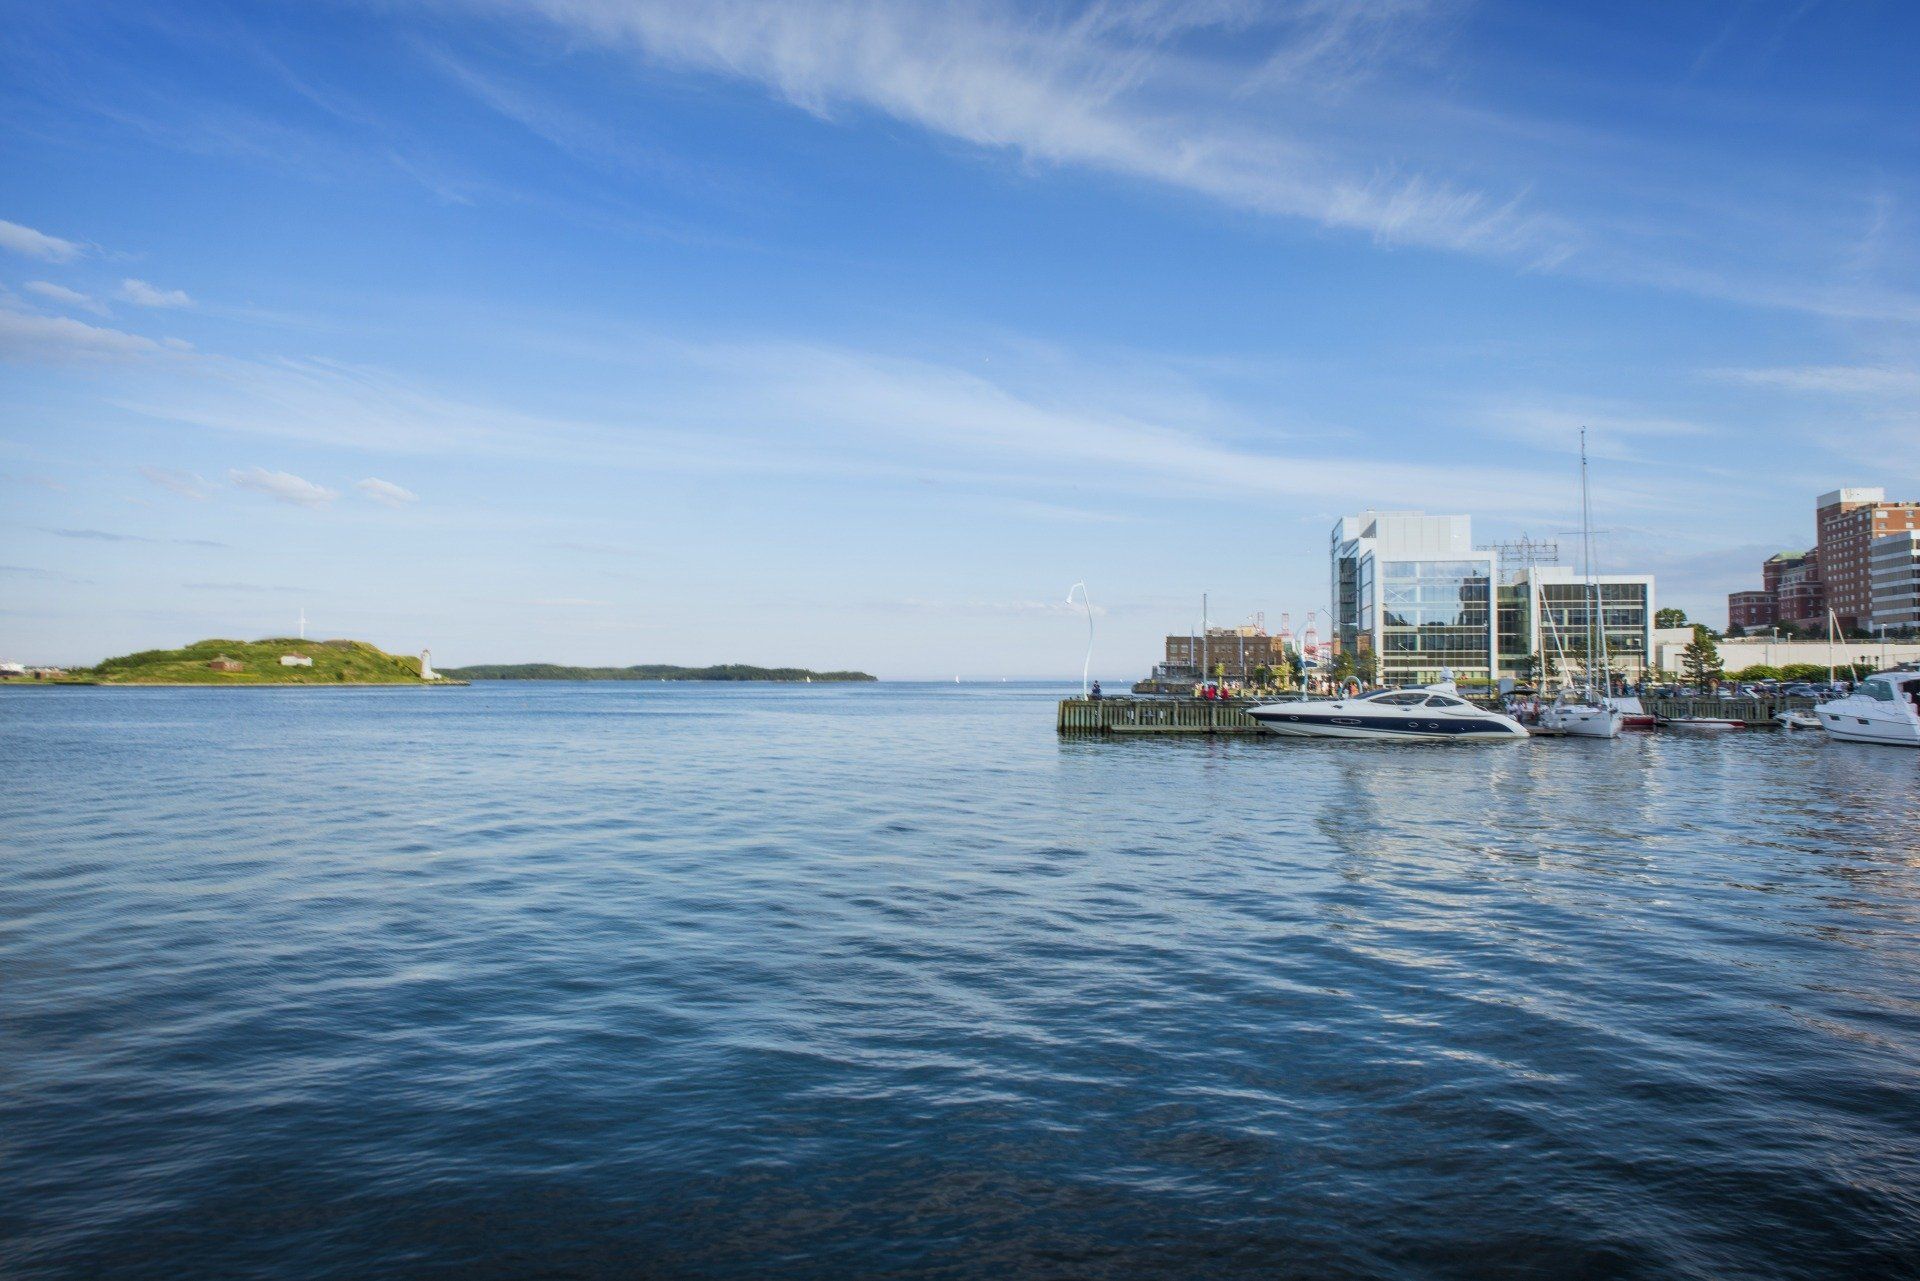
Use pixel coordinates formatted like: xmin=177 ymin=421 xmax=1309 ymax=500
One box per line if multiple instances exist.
xmin=1579 ymin=429 xmax=1594 ymax=688
xmin=1581 ymin=431 xmax=1611 ymax=695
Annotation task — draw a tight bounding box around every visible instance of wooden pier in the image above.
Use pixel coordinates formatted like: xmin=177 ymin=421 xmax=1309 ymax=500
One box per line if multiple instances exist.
xmin=1640 ymin=694 xmax=1815 ymax=727
xmin=1058 ymin=697 xmax=1266 ymax=736
xmin=1060 ymin=693 xmax=1822 ymax=735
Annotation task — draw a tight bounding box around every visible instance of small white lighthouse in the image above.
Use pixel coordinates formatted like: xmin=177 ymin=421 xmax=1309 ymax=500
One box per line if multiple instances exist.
xmin=420 ymin=649 xmax=438 ymax=681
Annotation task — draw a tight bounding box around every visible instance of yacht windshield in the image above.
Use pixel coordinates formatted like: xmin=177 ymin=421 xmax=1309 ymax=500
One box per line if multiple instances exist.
xmin=1423 ymin=695 xmax=1466 ymax=708
xmin=1371 ymin=692 xmax=1428 ymax=707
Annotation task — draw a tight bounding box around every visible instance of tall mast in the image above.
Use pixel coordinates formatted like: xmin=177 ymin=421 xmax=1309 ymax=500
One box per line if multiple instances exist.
xmin=1580 ymin=428 xmax=1605 ymax=693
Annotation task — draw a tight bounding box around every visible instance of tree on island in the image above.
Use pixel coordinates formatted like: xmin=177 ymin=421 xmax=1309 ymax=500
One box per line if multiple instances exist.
xmin=1682 ymin=625 xmax=1724 ymax=687
xmin=1655 ymin=607 xmax=1688 ymax=629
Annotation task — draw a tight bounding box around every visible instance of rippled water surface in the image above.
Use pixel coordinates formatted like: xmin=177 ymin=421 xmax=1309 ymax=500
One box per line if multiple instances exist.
xmin=4 ymin=681 xmax=1919 ymax=1279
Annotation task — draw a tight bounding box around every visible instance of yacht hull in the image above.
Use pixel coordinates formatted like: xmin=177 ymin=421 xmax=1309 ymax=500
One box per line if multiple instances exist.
xmin=1248 ymin=710 xmax=1526 ymax=742
xmin=1818 ymin=712 xmax=1920 ymax=747
xmin=1539 ymin=705 xmax=1623 ymax=738
xmin=1814 ymin=671 xmax=1920 ymax=746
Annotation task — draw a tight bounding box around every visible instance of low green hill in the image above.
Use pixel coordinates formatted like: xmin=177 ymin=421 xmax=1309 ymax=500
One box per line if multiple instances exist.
xmin=441 ymin=662 xmax=876 ymax=682
xmin=72 ymin=638 xmax=453 ymax=685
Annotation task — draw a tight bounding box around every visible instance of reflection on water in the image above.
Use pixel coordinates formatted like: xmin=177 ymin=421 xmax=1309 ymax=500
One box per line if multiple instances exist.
xmin=3 ymin=682 xmax=1918 ymax=1278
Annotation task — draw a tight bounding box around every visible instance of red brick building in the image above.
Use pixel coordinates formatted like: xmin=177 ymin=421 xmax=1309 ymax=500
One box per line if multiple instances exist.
xmin=1818 ymin=488 xmax=1920 ymax=630
xmin=1767 ymin=550 xmax=1824 ymax=626
xmin=1728 ymin=590 xmax=1775 ymax=631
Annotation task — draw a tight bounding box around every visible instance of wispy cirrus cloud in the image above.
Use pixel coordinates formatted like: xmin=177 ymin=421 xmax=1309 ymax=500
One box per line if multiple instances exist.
xmin=41 ymin=527 xmax=228 ymax=548
xmin=1705 ymin=365 xmax=1920 ymax=398
xmin=139 ymin=465 xmax=216 ymax=500
xmin=119 ymin=278 xmax=194 ymax=308
xmin=0 ymin=218 xmax=84 ymax=262
xmin=356 ymin=477 xmax=419 ymax=507
xmin=0 ymin=306 xmax=164 ymax=363
xmin=424 ymin=1 xmax=1920 ymax=323
xmin=24 ymin=280 xmax=108 ymax=316
xmin=228 ymin=466 xmax=338 ymax=508
xmin=436 ymin=0 xmax=1566 ymax=261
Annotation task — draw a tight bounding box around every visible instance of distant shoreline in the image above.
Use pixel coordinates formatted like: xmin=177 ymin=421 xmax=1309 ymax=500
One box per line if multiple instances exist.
xmin=442 ymin=663 xmax=878 ymax=682
xmin=7 ymin=680 xmax=471 ymax=689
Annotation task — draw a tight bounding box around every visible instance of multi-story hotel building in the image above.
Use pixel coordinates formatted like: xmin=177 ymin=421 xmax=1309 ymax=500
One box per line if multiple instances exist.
xmin=1869 ymin=532 xmax=1920 ymax=632
xmin=1817 ymin=488 xmax=1920 ymax=630
xmin=1728 ymin=589 xmax=1776 ymax=631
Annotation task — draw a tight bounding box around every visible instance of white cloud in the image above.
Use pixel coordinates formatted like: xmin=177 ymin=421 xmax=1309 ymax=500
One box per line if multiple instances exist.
xmin=24 ymin=280 xmax=108 ymax=316
xmin=443 ymin=0 xmax=1563 ymax=261
xmin=1706 ymin=365 xmax=1920 ymax=398
xmin=0 ymin=219 xmax=84 ymax=262
xmin=356 ymin=477 xmax=419 ymax=507
xmin=110 ymin=326 xmax=1577 ymax=517
xmin=139 ymin=465 xmax=215 ymax=500
xmin=0 ymin=307 xmax=163 ymax=362
xmin=228 ymin=466 xmax=338 ymax=508
xmin=1478 ymin=400 xmax=1719 ymax=462
xmin=119 ymin=278 xmax=194 ymax=308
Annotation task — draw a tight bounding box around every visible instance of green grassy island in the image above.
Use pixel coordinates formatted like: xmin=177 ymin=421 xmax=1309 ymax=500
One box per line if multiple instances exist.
xmin=441 ymin=663 xmax=877 ymax=683
xmin=54 ymin=638 xmax=457 ymax=686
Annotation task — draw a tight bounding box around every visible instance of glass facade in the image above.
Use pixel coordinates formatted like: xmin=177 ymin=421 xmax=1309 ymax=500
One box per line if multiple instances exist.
xmin=1331 ymin=513 xmax=1654 ymax=687
xmin=1496 ymin=582 xmax=1532 ymax=675
xmin=1537 ymin=581 xmax=1649 ymax=676
xmin=1377 ymin=559 xmax=1493 ymax=683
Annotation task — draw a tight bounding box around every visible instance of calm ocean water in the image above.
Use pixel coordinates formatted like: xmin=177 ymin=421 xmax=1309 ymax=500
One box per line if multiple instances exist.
xmin=3 ymin=680 xmax=1918 ymax=1279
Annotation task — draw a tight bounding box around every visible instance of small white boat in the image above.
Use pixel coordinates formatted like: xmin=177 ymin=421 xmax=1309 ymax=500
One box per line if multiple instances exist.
xmin=1657 ymin=714 xmax=1747 ymax=731
xmin=1815 ymin=670 xmax=1920 ymax=747
xmin=1775 ymin=708 xmax=1821 ymax=730
xmin=1249 ymin=679 xmax=1527 ymax=742
xmin=1538 ymin=688 xmax=1623 ymax=738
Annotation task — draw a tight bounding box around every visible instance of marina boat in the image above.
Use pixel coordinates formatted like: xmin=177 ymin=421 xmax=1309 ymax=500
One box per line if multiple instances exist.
xmin=1605 ymin=695 xmax=1656 ymax=729
xmin=1814 ymin=669 xmax=1920 ymax=747
xmin=1656 ymin=713 xmax=1747 ymax=730
xmin=1538 ymin=688 xmax=1623 ymax=737
xmin=1249 ymin=682 xmax=1528 ymax=742
xmin=1526 ymin=431 xmax=1623 ymax=741
xmin=1775 ymin=708 xmax=1822 ymax=730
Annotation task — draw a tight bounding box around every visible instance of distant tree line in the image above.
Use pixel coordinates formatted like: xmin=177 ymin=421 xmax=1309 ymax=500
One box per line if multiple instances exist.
xmin=440 ymin=663 xmax=877 ymax=682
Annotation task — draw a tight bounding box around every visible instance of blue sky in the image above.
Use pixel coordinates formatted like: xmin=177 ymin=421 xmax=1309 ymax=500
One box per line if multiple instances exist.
xmin=3 ymin=0 xmax=1916 ymax=676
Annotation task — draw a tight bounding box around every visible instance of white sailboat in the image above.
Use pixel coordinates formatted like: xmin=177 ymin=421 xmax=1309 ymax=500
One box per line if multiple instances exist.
xmin=1538 ymin=430 xmax=1622 ymax=738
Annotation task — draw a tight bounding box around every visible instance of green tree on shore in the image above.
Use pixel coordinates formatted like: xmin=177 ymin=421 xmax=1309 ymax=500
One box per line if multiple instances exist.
xmin=1682 ymin=625 xmax=1723 ymax=687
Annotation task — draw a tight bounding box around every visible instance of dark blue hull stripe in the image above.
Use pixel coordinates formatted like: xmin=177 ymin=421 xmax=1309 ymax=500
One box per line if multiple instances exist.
xmin=1248 ymin=712 xmax=1515 ymax=736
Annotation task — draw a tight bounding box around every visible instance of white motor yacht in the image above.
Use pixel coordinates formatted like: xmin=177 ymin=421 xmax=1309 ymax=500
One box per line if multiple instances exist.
xmin=1538 ymin=688 xmax=1623 ymax=738
xmin=1815 ymin=670 xmax=1920 ymax=747
xmin=1249 ymin=682 xmax=1528 ymax=742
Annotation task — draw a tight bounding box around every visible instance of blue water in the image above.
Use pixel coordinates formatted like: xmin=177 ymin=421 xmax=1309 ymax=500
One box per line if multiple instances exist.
xmin=3 ymin=681 xmax=1918 ymax=1279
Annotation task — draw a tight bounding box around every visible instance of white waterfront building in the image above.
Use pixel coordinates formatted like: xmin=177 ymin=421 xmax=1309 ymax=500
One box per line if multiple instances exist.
xmin=1331 ymin=510 xmax=1656 ymax=687
xmin=1332 ymin=511 xmax=1498 ymax=686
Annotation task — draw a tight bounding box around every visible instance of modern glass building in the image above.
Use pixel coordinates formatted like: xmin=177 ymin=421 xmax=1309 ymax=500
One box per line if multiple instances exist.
xmin=1334 ymin=511 xmax=1656 ymax=687
xmin=1331 ymin=512 xmax=1497 ymax=685
xmin=1497 ymin=567 xmax=1656 ymax=682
